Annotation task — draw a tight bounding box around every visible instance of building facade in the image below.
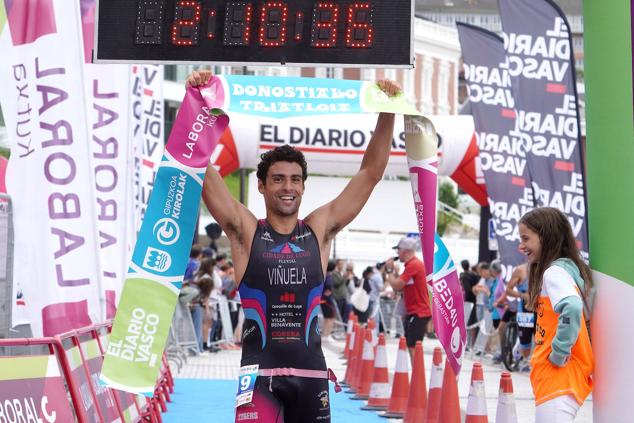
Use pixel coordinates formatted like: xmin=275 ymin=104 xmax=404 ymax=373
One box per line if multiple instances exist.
xmin=416 ymin=0 xmax=584 ymax=71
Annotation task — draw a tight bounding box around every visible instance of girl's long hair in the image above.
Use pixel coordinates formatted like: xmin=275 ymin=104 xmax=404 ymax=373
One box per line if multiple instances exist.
xmin=195 ymin=258 xmax=216 ymax=300
xmin=520 ymin=207 xmax=592 ymax=310
xmin=195 ymin=258 xmax=216 ymax=279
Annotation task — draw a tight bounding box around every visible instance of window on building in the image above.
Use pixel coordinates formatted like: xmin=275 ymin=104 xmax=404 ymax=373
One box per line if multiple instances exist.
xmin=405 ymin=68 xmax=415 ymax=104
xmin=232 ymin=66 xmax=255 ymax=75
xmin=575 ymin=59 xmax=584 ymax=70
xmin=573 ymin=36 xmax=584 ymax=53
xmin=164 ymin=100 xmax=180 ymax=144
xmin=438 ymin=62 xmax=450 ymax=115
xmin=362 ymin=68 xmax=376 ymax=82
xmin=164 ymin=65 xmax=177 ymax=81
xmin=457 ymin=73 xmax=469 ymax=107
xmin=165 ymin=64 xmax=205 ymax=82
xmin=384 ymin=68 xmax=397 ymax=81
xmin=422 ymin=58 xmax=434 ymax=114
xmin=314 ymin=67 xmax=341 ymax=79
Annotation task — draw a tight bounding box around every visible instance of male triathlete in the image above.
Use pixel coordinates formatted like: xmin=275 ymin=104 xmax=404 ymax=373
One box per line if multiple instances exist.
xmin=187 ymin=70 xmax=399 ymax=423
xmin=505 ymin=262 xmax=533 ymax=371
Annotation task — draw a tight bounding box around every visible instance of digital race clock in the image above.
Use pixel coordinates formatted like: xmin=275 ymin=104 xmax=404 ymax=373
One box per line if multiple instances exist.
xmin=94 ymin=0 xmax=413 ymax=67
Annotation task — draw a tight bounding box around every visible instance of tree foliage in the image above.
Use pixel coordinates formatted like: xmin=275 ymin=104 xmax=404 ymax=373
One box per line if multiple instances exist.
xmin=437 ymin=180 xmax=461 ymax=236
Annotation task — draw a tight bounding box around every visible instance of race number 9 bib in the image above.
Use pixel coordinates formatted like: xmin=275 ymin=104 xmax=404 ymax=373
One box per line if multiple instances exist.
xmin=236 ymin=365 xmax=259 ymax=408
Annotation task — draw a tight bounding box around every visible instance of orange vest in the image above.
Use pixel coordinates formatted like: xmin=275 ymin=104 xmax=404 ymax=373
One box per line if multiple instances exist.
xmin=530 ymin=294 xmax=593 ymax=405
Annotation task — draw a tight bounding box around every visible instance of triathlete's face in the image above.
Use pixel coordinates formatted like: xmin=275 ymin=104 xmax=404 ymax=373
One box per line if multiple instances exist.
xmin=259 ymin=161 xmax=304 ymax=217
xmin=519 ymin=223 xmax=541 ymax=264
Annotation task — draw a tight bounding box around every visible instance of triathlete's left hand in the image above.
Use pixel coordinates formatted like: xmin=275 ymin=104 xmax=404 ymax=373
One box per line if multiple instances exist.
xmin=377 ymin=79 xmax=402 ymax=97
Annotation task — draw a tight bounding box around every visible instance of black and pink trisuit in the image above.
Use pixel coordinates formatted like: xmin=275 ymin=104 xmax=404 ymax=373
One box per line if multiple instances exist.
xmin=235 ymin=219 xmax=340 ymax=423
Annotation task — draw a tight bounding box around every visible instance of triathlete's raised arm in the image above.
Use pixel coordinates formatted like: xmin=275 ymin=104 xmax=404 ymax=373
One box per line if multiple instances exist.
xmin=201 ymin=165 xmax=256 ymax=246
xmin=305 ymin=80 xmax=400 ymax=243
xmin=188 ymin=70 xmax=256 ymax=279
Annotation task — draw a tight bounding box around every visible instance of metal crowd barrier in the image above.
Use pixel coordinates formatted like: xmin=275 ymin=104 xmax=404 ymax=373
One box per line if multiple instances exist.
xmin=0 ymin=321 xmax=173 ymax=422
xmin=167 ymin=301 xmax=200 ymax=371
xmin=209 ymin=297 xmax=242 ymax=350
xmin=378 ymin=297 xmax=405 ymax=336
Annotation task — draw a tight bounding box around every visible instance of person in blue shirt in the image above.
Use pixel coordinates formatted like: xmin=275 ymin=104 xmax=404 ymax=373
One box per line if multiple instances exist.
xmin=184 ymin=244 xmax=203 ymax=283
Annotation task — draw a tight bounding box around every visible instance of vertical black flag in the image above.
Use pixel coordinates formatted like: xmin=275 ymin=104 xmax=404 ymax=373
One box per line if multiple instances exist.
xmin=499 ymin=0 xmax=589 ymax=258
xmin=457 ymin=23 xmax=533 ymax=275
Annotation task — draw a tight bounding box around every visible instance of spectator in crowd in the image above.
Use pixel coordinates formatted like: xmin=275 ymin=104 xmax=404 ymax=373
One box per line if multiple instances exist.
xmin=460 ymin=259 xmax=480 ymax=299
xmin=384 ymin=237 xmax=432 ymax=359
xmin=202 ymin=247 xmax=214 ymax=259
xmin=215 ymin=252 xmax=228 ymax=269
xmin=206 ymin=258 xmax=224 ymax=347
xmin=519 ymin=208 xmax=593 ymax=422
xmin=220 ymin=261 xmax=236 ymax=298
xmin=191 ymin=258 xmax=215 ymax=352
xmin=505 ymin=262 xmax=532 ymax=371
xmin=345 ymin=263 xmax=360 ymax=298
xmin=332 ymin=259 xmax=349 ymax=322
xmin=489 ymin=260 xmax=507 ymax=330
xmin=368 ymin=262 xmax=385 ymax=327
xmin=460 ymin=259 xmax=480 ymax=348
xmin=377 ymin=261 xmax=395 ymax=299
xmin=472 ymin=262 xmax=491 ymax=322
xmin=375 ymin=260 xmax=399 ymax=334
xmin=219 ymin=261 xmax=245 ymax=345
xmin=196 ymin=258 xmax=220 ymax=351
xmin=489 ymin=260 xmax=510 ymax=363
xmin=351 ymin=267 xmax=374 ymax=323
xmin=219 ymin=261 xmax=241 ymax=332
xmin=184 ymin=244 xmax=203 ymax=283
xmin=320 ymin=260 xmax=337 ymax=340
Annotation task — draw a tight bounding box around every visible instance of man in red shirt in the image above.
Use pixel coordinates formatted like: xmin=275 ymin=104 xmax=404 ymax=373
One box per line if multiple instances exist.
xmin=385 ymin=237 xmax=432 ymax=358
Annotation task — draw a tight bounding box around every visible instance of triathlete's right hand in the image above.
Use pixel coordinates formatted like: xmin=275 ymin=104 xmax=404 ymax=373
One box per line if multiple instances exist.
xmin=186 ymin=70 xmax=212 ymax=87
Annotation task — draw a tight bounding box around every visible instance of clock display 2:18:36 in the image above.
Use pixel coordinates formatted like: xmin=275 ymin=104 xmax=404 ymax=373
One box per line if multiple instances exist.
xmin=136 ymin=0 xmax=375 ymax=49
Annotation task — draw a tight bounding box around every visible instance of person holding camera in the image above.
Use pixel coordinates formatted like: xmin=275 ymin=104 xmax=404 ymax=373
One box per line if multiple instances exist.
xmin=384 ymin=237 xmax=431 ymax=359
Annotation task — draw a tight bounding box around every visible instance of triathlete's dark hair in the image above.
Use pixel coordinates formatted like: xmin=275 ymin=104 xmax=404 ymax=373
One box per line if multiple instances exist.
xmin=256 ymin=145 xmax=308 ymax=184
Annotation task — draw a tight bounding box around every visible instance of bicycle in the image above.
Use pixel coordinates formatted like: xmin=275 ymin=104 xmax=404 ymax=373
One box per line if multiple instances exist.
xmin=502 ymin=310 xmax=535 ymax=372
xmin=502 ymin=314 xmax=521 ymax=372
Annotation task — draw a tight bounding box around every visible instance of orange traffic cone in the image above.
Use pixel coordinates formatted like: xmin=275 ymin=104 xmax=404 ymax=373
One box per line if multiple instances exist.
xmin=346 ymin=324 xmax=365 ymax=392
xmin=424 ymin=347 xmax=444 ymax=423
xmin=438 ymin=359 xmax=460 ymax=423
xmin=352 ymin=328 xmax=375 ymax=400
xmin=367 ymin=318 xmax=378 ymax=349
xmin=404 ymin=341 xmax=428 ymax=422
xmin=379 ymin=337 xmax=410 ymax=419
xmin=495 ymin=372 xmax=518 ymax=423
xmin=350 ymin=324 xmax=367 ymax=392
xmin=343 ymin=313 xmax=356 ymax=360
xmin=362 ymin=333 xmax=390 ymax=411
xmin=342 ymin=323 xmax=359 ymax=386
xmin=465 ymin=362 xmax=488 ymax=423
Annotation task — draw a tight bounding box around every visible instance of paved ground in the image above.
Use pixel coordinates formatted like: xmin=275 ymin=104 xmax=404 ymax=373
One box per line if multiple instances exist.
xmin=171 ymin=336 xmax=593 ymax=422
